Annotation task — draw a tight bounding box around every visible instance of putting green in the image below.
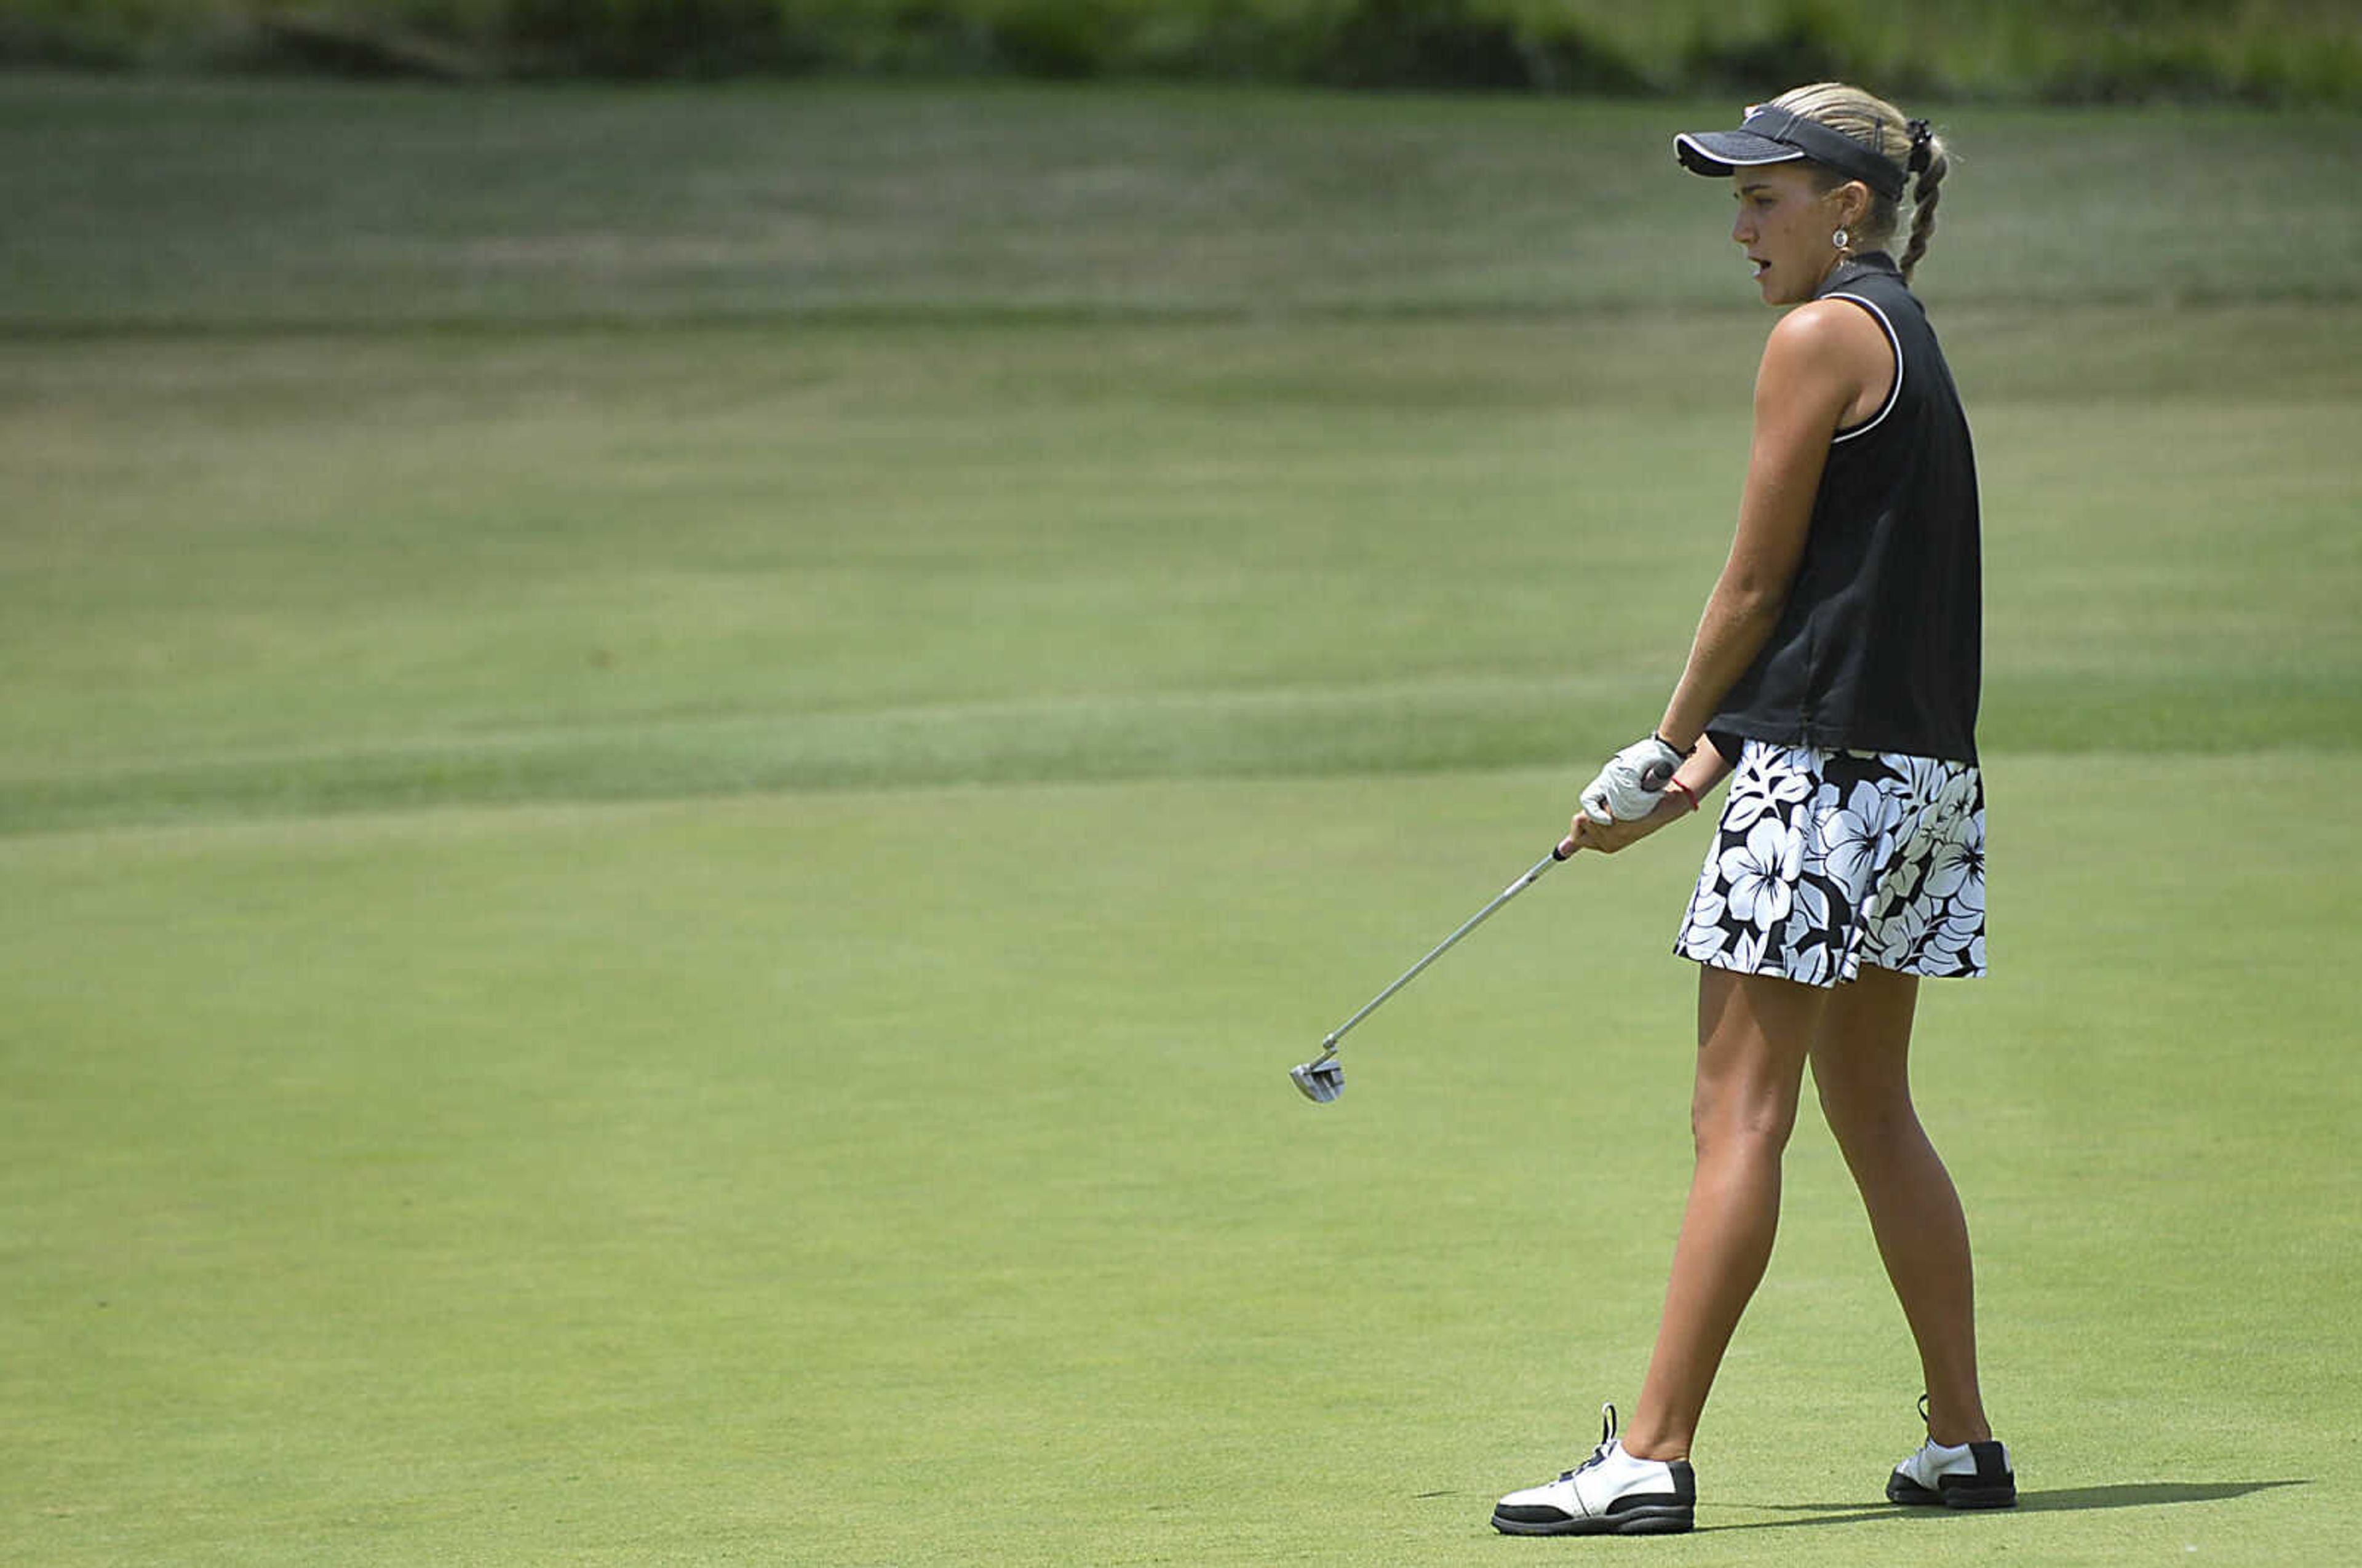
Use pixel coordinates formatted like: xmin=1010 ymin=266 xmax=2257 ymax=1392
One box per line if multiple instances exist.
xmin=2 ymin=760 xmax=2354 ymax=1564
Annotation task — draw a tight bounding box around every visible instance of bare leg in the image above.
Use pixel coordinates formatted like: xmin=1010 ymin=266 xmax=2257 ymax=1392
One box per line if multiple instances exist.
xmin=1618 ymin=968 xmax=1821 ymax=1462
xmin=1809 ymin=964 xmax=1992 ymax=1446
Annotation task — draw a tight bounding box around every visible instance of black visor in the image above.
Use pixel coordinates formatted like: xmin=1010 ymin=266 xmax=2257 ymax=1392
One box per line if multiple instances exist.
xmin=1673 ymin=105 xmax=1906 ymax=201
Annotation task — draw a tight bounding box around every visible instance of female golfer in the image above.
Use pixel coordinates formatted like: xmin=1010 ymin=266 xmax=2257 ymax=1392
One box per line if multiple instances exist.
xmin=1490 ymin=84 xmax=2011 ymax=1537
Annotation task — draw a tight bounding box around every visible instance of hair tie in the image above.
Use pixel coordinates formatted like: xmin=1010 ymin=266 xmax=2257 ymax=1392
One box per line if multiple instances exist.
xmin=1906 ymin=117 xmax=1934 ymax=175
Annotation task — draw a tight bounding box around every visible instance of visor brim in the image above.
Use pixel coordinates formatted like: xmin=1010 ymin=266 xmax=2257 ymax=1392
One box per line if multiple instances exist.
xmin=1673 ymin=129 xmax=1808 ymax=180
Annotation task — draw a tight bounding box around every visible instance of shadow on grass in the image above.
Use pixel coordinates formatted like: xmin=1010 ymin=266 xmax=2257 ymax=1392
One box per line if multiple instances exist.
xmin=1719 ymin=1479 xmax=2308 ymax=1532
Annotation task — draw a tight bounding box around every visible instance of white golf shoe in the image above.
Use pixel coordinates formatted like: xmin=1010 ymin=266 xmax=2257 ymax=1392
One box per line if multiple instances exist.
xmin=1886 ymin=1397 xmax=2015 ymax=1509
xmin=1492 ymin=1405 xmax=1696 ymax=1536
xmin=1887 ymin=1434 xmax=2016 ymax=1508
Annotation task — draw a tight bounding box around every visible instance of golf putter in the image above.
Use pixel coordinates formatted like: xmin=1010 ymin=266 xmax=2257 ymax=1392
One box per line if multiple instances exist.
xmin=1290 ymin=830 xmax=1582 ymax=1104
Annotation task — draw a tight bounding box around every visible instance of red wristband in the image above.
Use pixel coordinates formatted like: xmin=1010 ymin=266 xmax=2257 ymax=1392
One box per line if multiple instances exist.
xmin=1666 ymin=777 xmax=1700 ymax=814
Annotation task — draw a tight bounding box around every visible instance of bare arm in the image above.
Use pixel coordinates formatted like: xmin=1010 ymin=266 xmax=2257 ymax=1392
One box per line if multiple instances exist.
xmin=1654 ymin=300 xmax=1887 ymax=752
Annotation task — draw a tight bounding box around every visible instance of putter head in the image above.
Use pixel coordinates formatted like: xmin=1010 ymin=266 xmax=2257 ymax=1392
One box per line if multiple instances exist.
xmin=1289 ymin=1057 xmax=1345 ymax=1104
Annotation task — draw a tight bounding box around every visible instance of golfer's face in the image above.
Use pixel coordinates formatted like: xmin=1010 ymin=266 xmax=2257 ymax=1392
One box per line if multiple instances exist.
xmin=1730 ymin=164 xmax=1841 ymax=306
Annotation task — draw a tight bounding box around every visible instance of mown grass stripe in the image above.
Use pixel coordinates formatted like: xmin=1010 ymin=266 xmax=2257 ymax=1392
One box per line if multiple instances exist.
xmin=6 ymin=669 xmax=2352 ymax=837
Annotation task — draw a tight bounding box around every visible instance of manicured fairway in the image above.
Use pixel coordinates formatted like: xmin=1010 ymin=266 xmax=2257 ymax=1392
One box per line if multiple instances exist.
xmin=2 ymin=79 xmax=2358 ymax=1565
xmin=4 ymin=763 xmax=2356 ymax=1564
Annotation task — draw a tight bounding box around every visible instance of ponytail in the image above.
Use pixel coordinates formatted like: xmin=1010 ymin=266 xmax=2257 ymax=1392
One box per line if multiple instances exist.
xmin=1898 ymin=119 xmax=1948 ymax=283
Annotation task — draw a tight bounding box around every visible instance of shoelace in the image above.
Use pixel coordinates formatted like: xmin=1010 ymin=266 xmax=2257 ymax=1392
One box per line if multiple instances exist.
xmin=1912 ymin=1391 xmax=1954 ymax=1458
xmin=1557 ymin=1402 xmax=1621 ymax=1481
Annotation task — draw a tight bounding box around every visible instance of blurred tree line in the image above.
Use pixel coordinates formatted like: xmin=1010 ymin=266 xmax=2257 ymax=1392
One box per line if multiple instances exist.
xmin=6 ymin=0 xmax=2356 ymax=103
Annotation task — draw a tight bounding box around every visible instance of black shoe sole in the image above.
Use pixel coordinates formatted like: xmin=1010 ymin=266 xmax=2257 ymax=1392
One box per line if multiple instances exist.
xmin=1887 ymin=1474 xmax=2017 ymax=1510
xmin=1492 ymin=1503 xmax=1694 ymax=1536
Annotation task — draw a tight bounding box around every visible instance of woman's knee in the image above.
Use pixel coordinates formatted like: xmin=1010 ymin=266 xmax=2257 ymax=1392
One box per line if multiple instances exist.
xmin=1690 ymin=969 xmax=1818 ymax=1157
xmin=1815 ymin=1067 xmax=1944 ymax=1183
xmin=1692 ymin=1071 xmax=1803 ymax=1156
xmin=1816 ymin=1073 xmax=1917 ymax=1150
xmin=1809 ymin=965 xmax=1924 ymax=1148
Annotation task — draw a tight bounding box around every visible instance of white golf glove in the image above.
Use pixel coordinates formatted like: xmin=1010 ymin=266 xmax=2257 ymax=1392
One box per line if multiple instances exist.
xmin=1580 ymin=734 xmax=1685 ymax=825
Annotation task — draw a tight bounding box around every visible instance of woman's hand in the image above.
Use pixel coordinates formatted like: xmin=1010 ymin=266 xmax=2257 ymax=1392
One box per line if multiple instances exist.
xmin=1565 ymin=801 xmax=1679 ymax=856
xmin=1566 ymin=738 xmax=1733 ymax=856
xmin=1579 ymin=734 xmax=1686 ymax=825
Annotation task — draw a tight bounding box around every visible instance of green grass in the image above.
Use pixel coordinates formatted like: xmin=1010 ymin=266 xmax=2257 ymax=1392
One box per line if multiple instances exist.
xmin=5 ymin=81 xmax=2361 ymax=331
xmin=2 ymin=79 xmax=2359 ymax=1564
xmin=5 ymin=766 xmax=2358 ymax=1564
xmin=3 ymin=300 xmax=2358 ymax=834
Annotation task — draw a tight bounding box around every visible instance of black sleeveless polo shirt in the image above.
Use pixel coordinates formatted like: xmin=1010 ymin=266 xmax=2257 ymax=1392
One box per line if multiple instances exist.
xmin=1707 ymin=252 xmax=1982 ymax=765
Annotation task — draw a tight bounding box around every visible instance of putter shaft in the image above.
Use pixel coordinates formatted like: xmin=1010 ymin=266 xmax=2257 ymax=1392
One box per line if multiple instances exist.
xmin=1312 ymin=835 xmax=1575 ymax=1064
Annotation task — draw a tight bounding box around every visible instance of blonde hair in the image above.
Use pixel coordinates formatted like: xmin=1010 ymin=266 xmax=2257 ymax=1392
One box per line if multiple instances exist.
xmin=1766 ymin=82 xmax=1950 ymax=283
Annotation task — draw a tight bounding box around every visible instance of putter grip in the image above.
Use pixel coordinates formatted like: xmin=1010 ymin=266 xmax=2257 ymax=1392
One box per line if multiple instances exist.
xmin=1554 ymin=835 xmax=1578 ymax=860
xmin=1640 ymin=758 xmax=1676 ymax=791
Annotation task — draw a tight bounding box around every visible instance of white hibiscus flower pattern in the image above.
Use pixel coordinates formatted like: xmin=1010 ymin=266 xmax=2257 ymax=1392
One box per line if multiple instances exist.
xmin=1676 ymin=743 xmax=1987 ymax=986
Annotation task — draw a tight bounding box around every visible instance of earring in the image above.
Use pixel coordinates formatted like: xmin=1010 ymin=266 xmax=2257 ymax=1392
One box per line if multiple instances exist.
xmin=1832 ymin=226 xmax=1851 ymax=254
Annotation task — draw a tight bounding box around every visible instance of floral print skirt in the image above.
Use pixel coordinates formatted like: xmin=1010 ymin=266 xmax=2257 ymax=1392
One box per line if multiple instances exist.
xmin=1675 ymin=741 xmax=1986 ymax=987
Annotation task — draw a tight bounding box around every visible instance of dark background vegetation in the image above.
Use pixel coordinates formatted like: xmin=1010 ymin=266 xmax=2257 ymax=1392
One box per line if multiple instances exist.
xmin=6 ymin=0 xmax=2359 ymax=104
